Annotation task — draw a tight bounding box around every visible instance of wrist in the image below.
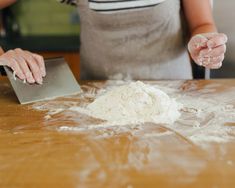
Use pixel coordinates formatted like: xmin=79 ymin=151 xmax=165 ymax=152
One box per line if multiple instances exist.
xmin=191 ymin=23 xmax=217 ymax=37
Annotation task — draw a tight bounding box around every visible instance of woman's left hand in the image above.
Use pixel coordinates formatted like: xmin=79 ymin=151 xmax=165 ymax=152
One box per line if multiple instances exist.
xmin=188 ymin=33 xmax=228 ymax=69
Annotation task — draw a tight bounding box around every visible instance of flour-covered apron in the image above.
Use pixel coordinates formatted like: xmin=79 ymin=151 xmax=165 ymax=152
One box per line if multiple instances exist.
xmin=77 ymin=0 xmax=192 ymax=79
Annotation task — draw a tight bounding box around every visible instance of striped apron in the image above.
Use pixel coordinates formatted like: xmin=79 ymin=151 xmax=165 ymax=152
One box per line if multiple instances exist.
xmin=63 ymin=0 xmax=193 ymax=79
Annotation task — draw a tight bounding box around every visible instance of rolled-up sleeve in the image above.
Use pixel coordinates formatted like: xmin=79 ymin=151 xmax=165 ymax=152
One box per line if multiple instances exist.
xmin=58 ymin=0 xmax=78 ymax=6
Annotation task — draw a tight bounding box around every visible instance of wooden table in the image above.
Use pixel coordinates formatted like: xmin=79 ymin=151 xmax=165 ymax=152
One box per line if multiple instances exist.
xmin=0 ymin=79 xmax=235 ymax=188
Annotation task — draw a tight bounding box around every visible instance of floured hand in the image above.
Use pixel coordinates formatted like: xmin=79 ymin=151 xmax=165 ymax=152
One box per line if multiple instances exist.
xmin=188 ymin=33 xmax=228 ymax=69
xmin=0 ymin=48 xmax=46 ymax=84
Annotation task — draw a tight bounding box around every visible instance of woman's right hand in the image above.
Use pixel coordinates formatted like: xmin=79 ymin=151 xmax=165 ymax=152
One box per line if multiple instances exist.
xmin=188 ymin=33 xmax=228 ymax=69
xmin=0 ymin=48 xmax=46 ymax=84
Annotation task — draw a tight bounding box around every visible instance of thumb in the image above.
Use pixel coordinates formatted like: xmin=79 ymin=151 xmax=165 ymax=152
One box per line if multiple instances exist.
xmin=188 ymin=34 xmax=208 ymax=54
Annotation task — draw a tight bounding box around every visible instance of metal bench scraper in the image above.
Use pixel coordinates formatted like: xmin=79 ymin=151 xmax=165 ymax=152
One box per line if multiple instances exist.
xmin=2 ymin=57 xmax=81 ymax=104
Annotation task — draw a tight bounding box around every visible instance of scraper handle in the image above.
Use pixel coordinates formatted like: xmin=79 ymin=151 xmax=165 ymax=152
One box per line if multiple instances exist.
xmin=205 ymin=68 xmax=210 ymax=80
xmin=0 ymin=47 xmax=6 ymax=75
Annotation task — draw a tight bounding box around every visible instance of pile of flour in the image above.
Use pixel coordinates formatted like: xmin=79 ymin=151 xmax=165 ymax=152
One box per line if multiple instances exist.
xmin=77 ymin=81 xmax=181 ymax=125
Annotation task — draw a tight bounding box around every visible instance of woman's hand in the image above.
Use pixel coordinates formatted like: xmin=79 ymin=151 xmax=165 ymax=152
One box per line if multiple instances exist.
xmin=188 ymin=33 xmax=228 ymax=69
xmin=0 ymin=48 xmax=46 ymax=84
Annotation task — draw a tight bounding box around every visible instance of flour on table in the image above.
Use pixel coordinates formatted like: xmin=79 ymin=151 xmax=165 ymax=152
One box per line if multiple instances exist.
xmin=32 ymin=80 xmax=235 ymax=148
xmin=72 ymin=81 xmax=181 ymax=125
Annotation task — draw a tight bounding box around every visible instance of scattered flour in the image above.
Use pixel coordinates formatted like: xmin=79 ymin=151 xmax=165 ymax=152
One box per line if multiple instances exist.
xmin=30 ymin=80 xmax=235 ymax=184
xmin=71 ymin=81 xmax=181 ymax=125
xmin=32 ymin=80 xmax=235 ymax=146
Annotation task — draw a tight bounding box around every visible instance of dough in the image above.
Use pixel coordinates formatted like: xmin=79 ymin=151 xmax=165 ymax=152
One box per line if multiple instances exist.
xmin=87 ymin=81 xmax=181 ymax=125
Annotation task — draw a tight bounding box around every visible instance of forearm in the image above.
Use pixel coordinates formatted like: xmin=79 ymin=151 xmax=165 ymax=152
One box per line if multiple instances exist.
xmin=182 ymin=0 xmax=217 ymax=37
xmin=0 ymin=0 xmax=17 ymax=9
xmin=185 ymin=0 xmax=227 ymax=70
xmin=190 ymin=23 xmax=217 ymax=36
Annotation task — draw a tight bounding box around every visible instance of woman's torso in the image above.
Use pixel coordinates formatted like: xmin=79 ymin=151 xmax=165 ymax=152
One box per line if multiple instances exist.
xmin=77 ymin=0 xmax=192 ymax=79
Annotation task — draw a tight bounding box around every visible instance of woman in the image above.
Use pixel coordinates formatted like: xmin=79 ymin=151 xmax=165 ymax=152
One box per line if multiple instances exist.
xmin=60 ymin=0 xmax=227 ymax=79
xmin=1 ymin=0 xmax=228 ymax=81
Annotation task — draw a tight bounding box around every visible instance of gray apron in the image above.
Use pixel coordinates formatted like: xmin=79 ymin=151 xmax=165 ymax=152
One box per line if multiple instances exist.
xmin=77 ymin=0 xmax=192 ymax=80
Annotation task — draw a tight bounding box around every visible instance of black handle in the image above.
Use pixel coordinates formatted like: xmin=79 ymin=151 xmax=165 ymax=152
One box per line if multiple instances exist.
xmin=0 ymin=46 xmax=6 ymax=75
xmin=0 ymin=66 xmax=6 ymax=76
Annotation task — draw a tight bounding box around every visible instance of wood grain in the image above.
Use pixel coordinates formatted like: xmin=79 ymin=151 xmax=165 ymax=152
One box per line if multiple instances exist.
xmin=0 ymin=79 xmax=235 ymax=188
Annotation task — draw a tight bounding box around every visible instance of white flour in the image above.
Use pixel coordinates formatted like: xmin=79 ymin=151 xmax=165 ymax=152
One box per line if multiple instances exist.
xmin=32 ymin=80 xmax=235 ymax=146
xmin=71 ymin=81 xmax=181 ymax=125
xmin=30 ymin=80 xmax=235 ymax=184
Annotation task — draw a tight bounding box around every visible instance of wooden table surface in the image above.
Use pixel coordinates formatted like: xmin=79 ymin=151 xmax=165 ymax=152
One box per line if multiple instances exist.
xmin=0 ymin=79 xmax=235 ymax=188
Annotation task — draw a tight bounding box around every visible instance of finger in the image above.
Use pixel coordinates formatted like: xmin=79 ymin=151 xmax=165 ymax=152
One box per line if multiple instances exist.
xmin=16 ymin=49 xmax=43 ymax=84
xmin=32 ymin=53 xmax=46 ymax=77
xmin=201 ymin=55 xmax=224 ymax=63
xmin=199 ymin=45 xmax=226 ymax=58
xmin=212 ymin=55 xmax=225 ymax=63
xmin=207 ymin=33 xmax=228 ymax=49
xmin=24 ymin=51 xmax=43 ymax=84
xmin=14 ymin=54 xmax=36 ymax=84
xmin=202 ymin=55 xmax=224 ymax=68
xmin=8 ymin=58 xmax=25 ymax=80
xmin=201 ymin=56 xmax=214 ymax=67
xmin=194 ymin=57 xmax=203 ymax=66
xmin=205 ymin=62 xmax=222 ymax=69
xmin=188 ymin=34 xmax=208 ymax=54
xmin=15 ymin=49 xmax=37 ymax=83
xmin=6 ymin=50 xmax=26 ymax=80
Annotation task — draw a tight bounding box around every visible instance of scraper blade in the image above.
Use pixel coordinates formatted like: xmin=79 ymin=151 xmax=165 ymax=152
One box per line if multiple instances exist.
xmin=4 ymin=57 xmax=81 ymax=104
